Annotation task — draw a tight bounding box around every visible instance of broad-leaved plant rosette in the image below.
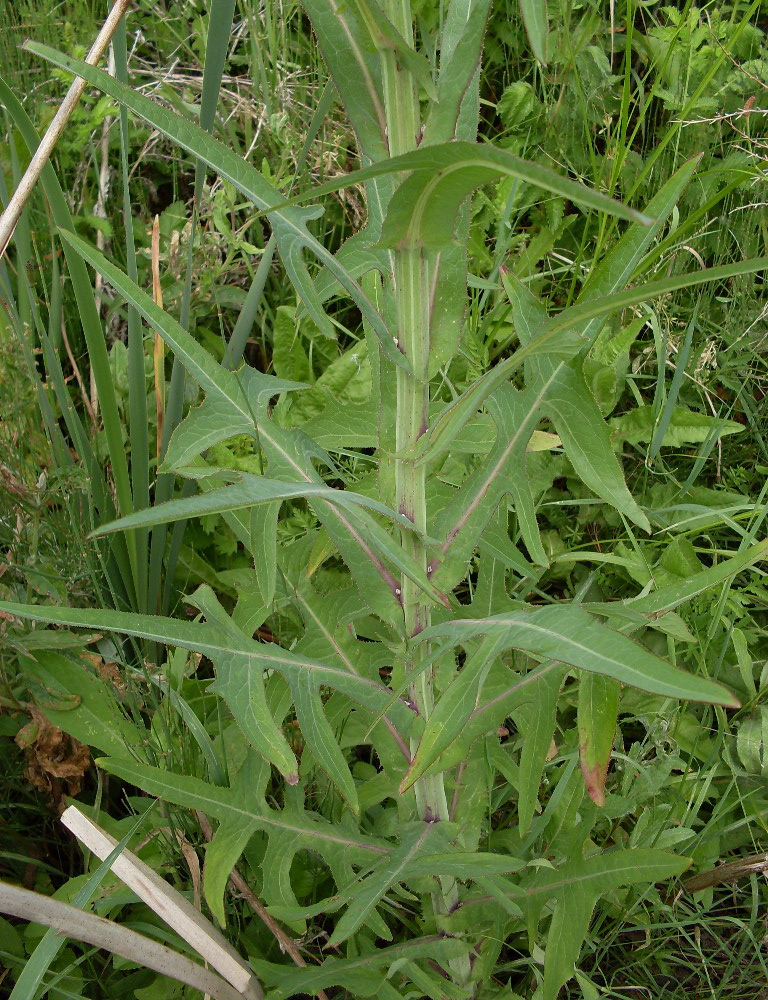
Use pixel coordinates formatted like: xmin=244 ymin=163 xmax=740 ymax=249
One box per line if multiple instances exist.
xmin=3 ymin=3 xmax=768 ymax=998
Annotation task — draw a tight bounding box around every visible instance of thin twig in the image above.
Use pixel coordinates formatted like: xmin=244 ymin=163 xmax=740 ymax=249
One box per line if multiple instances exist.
xmin=0 ymin=0 xmax=133 ymax=259
xmin=702 ymin=10 xmax=768 ymax=94
xmin=61 ymin=316 xmax=98 ymax=429
xmin=680 ymin=853 xmax=768 ymax=896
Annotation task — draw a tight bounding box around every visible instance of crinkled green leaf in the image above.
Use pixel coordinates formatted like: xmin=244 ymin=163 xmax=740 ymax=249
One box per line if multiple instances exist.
xmin=161 ymin=396 xmax=255 ymax=472
xmin=290 ymin=338 xmax=372 ymax=424
xmin=299 ymin=402 xmax=378 ymax=450
xmin=610 ymin=405 xmax=744 ymax=448
xmin=271 ymin=305 xmax=313 ymax=384
xmin=736 ymin=707 xmax=768 ymax=776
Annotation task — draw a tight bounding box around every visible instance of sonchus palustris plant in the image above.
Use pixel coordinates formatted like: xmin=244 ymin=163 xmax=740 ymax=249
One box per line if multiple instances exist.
xmin=3 ymin=2 xmax=768 ymax=998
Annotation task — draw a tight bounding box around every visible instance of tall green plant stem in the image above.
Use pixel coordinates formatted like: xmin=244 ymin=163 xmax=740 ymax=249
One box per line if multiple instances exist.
xmin=379 ymin=0 xmax=444 ymax=819
xmin=380 ymin=3 xmax=468 ymax=986
xmin=394 ymin=250 xmax=444 ymax=817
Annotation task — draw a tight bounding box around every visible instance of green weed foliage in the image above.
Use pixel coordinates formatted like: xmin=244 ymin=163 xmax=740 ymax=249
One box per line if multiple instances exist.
xmin=1 ymin=1 xmax=767 ymax=997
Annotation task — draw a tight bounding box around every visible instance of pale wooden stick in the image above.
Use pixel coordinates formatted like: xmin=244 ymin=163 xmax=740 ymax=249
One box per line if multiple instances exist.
xmin=0 ymin=0 xmax=133 ymax=260
xmin=0 ymin=881 xmax=243 ymax=1000
xmin=61 ymin=806 xmax=263 ymax=1000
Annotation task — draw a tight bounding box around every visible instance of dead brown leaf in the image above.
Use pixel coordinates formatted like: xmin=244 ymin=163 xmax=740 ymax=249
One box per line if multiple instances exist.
xmin=15 ymin=707 xmax=90 ymax=813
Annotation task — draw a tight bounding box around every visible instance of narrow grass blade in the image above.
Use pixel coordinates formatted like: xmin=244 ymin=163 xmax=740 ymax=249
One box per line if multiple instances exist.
xmin=23 ymin=43 xmax=400 ymax=369
xmin=114 ymin=19 xmax=149 ymax=612
xmin=0 ymin=74 xmax=139 ymax=603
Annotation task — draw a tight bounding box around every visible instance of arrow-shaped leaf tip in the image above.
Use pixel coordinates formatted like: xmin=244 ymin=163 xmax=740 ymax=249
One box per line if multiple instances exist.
xmin=579 ymin=763 xmax=608 ymax=807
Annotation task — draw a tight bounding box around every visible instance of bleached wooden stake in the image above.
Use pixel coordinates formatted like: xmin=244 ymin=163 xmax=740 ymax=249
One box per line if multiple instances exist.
xmin=61 ymin=805 xmax=264 ymax=1000
xmin=0 ymin=0 xmax=133 ymax=260
xmin=0 ymin=881 xmax=244 ymax=1000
